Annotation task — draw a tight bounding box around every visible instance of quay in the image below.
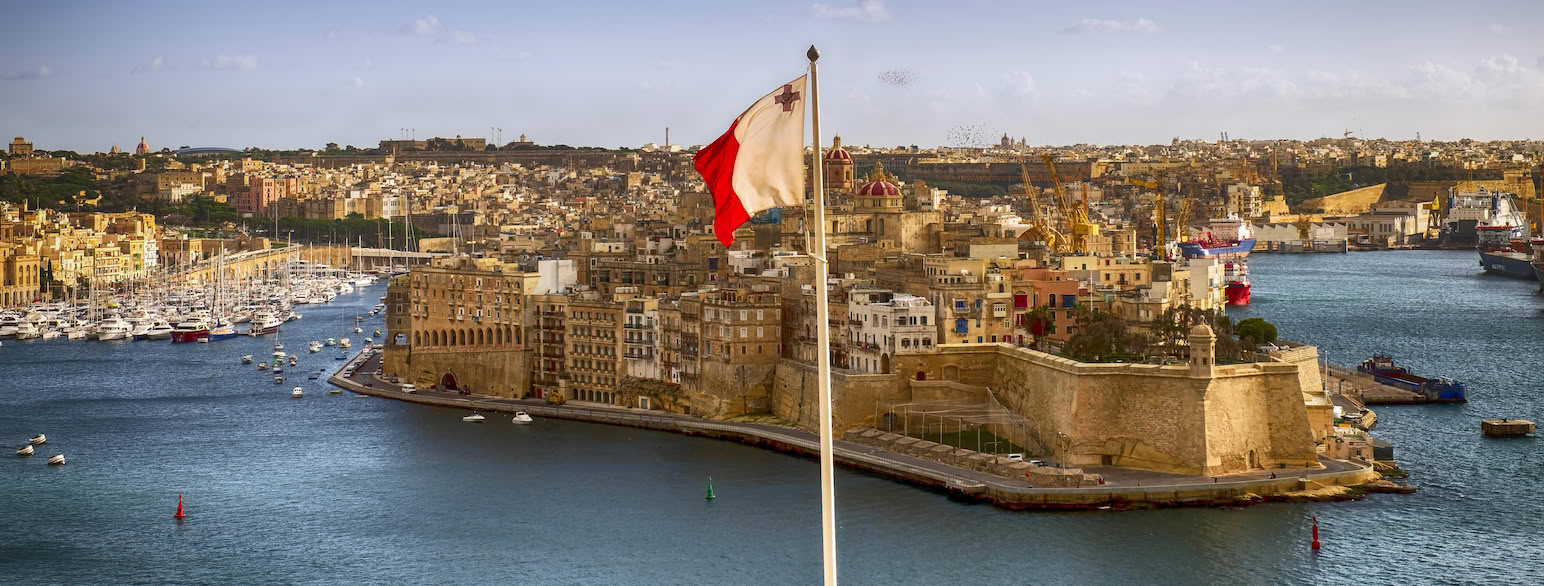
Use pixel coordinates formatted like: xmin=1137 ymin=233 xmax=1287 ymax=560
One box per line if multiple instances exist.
xmin=330 ymin=350 xmax=1381 ymax=511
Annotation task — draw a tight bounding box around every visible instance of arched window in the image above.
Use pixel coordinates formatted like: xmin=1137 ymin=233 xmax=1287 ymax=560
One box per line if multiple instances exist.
xmin=922 ymin=337 xmax=932 ymax=347
xmin=901 ymin=338 xmax=911 ymax=348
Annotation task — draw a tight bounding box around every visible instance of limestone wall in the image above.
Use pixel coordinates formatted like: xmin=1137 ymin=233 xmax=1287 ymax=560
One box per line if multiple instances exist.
xmin=384 ymin=346 xmax=532 ymax=399
xmin=772 ymin=360 xmax=899 ymax=431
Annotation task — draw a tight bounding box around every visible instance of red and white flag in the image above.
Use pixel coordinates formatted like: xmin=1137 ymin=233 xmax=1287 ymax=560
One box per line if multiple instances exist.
xmin=694 ymin=75 xmax=808 ymax=246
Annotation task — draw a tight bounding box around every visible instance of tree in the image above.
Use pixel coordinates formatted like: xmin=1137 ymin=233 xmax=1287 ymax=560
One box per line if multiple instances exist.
xmin=1235 ymin=317 xmax=1278 ymax=347
xmin=325 ymin=142 xmax=340 ymax=152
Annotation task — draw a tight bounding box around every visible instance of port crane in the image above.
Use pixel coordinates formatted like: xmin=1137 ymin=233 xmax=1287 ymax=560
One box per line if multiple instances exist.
xmin=1017 ymin=157 xmax=1066 ymax=252
xmin=1040 ymin=153 xmax=1099 ymax=255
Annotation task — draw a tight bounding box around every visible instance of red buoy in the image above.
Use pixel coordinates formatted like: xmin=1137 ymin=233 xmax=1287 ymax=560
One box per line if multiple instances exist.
xmin=1309 ymin=511 xmax=1321 ymax=548
xmin=174 ymin=494 xmax=185 ymax=519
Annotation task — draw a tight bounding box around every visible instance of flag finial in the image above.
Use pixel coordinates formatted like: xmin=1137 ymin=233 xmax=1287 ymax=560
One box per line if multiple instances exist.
xmin=807 ymin=45 xmax=820 ymax=62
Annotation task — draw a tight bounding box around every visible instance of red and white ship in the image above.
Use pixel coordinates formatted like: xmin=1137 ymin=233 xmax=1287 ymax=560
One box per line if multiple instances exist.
xmin=1223 ymin=262 xmax=1251 ymax=306
xmin=169 ymin=319 xmax=210 ymax=343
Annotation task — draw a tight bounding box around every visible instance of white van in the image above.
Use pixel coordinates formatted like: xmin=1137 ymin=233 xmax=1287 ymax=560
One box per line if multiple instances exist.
xmin=400 ymin=383 xmax=416 ymax=393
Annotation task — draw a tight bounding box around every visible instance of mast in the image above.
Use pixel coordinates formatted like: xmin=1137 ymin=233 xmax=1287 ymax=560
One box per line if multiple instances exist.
xmin=806 ymin=44 xmax=838 ymax=586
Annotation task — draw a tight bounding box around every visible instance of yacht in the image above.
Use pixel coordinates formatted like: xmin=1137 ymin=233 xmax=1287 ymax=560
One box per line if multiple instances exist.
xmin=170 ymin=319 xmax=210 ymax=343
xmin=291 ymin=387 xmax=304 ymax=399
xmin=512 ymin=412 xmax=534 ymax=424
xmin=40 ymin=330 xmax=61 ymax=340
xmin=143 ymin=321 xmax=174 ymax=340
xmin=247 ymin=312 xmax=283 ymax=336
xmin=0 ymin=325 xmax=18 ymax=338
xmin=208 ymin=321 xmax=238 ymax=341
xmin=462 ymin=413 xmax=486 ymax=423
xmin=13 ymin=322 xmax=40 ymax=340
xmin=95 ymin=317 xmax=134 ymax=341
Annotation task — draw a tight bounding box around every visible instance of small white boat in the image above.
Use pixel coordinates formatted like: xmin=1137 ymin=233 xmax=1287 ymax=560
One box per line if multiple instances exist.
xmin=28 ymin=434 xmax=46 ymax=445
xmin=339 ymin=338 xmax=352 ymax=349
xmin=258 ymin=362 xmax=269 ymax=370
xmin=197 ymin=337 xmax=210 ymax=343
xmin=272 ymin=366 xmax=284 ymax=374
xmin=325 ymin=338 xmax=336 ymax=346
xmin=273 ymin=375 xmax=285 ymax=384
xmin=291 ymin=387 xmax=304 ymax=398
xmin=273 ymin=342 xmax=285 ymax=351
xmin=512 ymin=412 xmax=534 ymax=424
xmin=47 ymin=454 xmax=65 ymax=465
xmin=327 ymin=388 xmax=342 ymax=395
xmin=41 ymin=330 xmax=61 ymax=340
xmin=462 ymin=413 xmax=486 ymax=423
xmin=241 ymin=354 xmax=254 ymax=364
xmin=16 ymin=444 xmax=33 ymax=456
xmin=353 ymin=327 xmax=363 ymax=334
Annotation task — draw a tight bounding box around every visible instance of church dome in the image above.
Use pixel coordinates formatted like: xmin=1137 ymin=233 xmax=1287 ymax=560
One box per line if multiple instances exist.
xmin=855 ymin=160 xmax=899 ymax=196
xmin=1189 ymin=324 xmax=1215 ymax=337
xmin=824 ymin=135 xmax=851 ymax=162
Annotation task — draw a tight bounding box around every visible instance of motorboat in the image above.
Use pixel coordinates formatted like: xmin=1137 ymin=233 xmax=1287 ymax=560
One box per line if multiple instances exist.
xmin=272 ymin=365 xmax=284 ymax=374
xmin=28 ymin=434 xmax=46 ymax=445
xmin=325 ymin=338 xmax=337 ymax=346
xmin=0 ymin=325 xmax=18 ymax=338
xmin=65 ymin=328 xmax=89 ymax=340
xmin=169 ymin=319 xmax=210 ymax=343
xmin=241 ymin=354 xmax=254 ymax=364
xmin=339 ymin=338 xmax=352 ymax=349
xmin=143 ymin=321 xmax=174 ymax=340
xmin=353 ymin=327 xmax=363 ymax=334
xmin=373 ymin=328 xmax=382 ymax=337
xmin=288 ymin=356 xmax=297 ymax=366
xmin=208 ymin=322 xmax=238 ymax=341
xmin=273 ymin=350 xmax=286 ymax=361
xmin=47 ymin=454 xmax=65 ymax=465
xmin=291 ymin=387 xmax=304 ymax=398
xmin=16 ymin=444 xmax=34 ymax=456
xmin=41 ymin=330 xmax=61 ymax=340
xmin=95 ymin=317 xmax=133 ymax=341
xmin=327 ymin=388 xmax=343 ymax=395
xmin=257 ymin=361 xmax=269 ymax=370
xmin=13 ymin=322 xmax=39 ymax=340
xmin=247 ymin=312 xmax=283 ymax=336
xmin=364 ymin=338 xmax=374 ymax=345
xmin=512 ymin=412 xmax=534 ymax=424
xmin=462 ymin=413 xmax=486 ymax=423
xmin=308 ymin=341 xmax=322 ymax=353
xmin=273 ymin=375 xmax=285 ymax=384
xmin=273 ymin=342 xmax=285 ymax=351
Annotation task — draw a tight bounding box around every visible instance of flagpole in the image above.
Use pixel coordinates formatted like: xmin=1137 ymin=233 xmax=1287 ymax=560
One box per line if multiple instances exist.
xmin=806 ymin=44 xmax=838 ymax=586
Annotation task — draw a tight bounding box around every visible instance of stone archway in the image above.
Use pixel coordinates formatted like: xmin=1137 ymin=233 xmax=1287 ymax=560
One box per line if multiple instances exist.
xmin=915 ymin=370 xmax=927 ymax=381
xmin=880 ymin=353 xmax=892 ymax=374
xmin=441 ymin=372 xmax=459 ymax=391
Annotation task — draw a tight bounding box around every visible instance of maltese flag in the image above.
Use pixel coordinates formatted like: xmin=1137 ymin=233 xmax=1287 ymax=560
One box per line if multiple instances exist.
xmin=693 ymin=75 xmax=808 ymax=246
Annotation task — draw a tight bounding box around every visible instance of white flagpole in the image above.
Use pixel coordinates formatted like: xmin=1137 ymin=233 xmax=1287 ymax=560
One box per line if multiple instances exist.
xmin=806 ymin=44 xmax=838 ymax=586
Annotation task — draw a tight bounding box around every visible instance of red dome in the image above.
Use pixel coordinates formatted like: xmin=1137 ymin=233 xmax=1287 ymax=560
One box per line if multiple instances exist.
xmin=824 ymin=148 xmax=851 ymax=161
xmin=855 ymin=180 xmax=899 ymax=196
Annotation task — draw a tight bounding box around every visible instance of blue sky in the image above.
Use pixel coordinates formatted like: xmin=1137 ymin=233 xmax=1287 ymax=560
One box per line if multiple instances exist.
xmin=2 ymin=0 xmax=1542 ymax=152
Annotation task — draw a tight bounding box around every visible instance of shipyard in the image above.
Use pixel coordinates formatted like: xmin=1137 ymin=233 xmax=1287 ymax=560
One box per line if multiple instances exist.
xmin=5 ymin=2 xmax=1544 ymax=584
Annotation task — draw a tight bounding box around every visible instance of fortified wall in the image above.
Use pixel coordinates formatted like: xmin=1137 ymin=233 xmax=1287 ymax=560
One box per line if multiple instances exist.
xmin=770 ymin=326 xmax=1320 ymax=477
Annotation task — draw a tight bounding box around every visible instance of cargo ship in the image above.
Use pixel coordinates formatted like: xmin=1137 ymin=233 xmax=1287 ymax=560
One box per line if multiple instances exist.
xmin=1223 ymin=262 xmax=1250 ymax=305
xmin=1442 ymin=189 xmax=1527 ymax=247
xmin=1357 ymin=355 xmax=1466 ymax=403
xmin=1179 ymin=216 xmax=1255 ymax=260
xmin=1475 ymin=227 xmax=1537 ymax=281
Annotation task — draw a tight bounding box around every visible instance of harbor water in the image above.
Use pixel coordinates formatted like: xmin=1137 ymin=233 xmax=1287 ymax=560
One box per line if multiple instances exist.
xmin=3 ymin=251 xmax=1542 ymax=584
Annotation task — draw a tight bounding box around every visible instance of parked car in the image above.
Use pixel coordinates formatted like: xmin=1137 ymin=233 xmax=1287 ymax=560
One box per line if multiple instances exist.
xmin=401 ymin=383 xmax=416 ymax=393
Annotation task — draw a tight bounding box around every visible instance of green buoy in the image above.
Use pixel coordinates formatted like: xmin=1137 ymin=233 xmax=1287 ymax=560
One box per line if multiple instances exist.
xmin=706 ymin=476 xmax=716 ymax=500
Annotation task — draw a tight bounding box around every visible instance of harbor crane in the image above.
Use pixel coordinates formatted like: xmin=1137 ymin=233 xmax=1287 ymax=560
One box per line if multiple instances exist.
xmin=1040 ymin=153 xmax=1099 ymax=255
xmin=1017 ymin=157 xmax=1066 ymax=252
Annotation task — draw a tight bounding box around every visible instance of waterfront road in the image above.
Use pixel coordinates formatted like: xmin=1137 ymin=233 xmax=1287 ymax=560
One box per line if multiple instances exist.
xmin=335 ymin=350 xmax=1365 ymax=497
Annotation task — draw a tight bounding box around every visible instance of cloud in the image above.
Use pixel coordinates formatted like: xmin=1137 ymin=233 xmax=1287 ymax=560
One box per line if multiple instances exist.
xmin=1 ymin=65 xmax=52 ymax=80
xmin=325 ymin=29 xmax=343 ymax=41
xmin=1488 ymin=24 xmax=1510 ymax=33
xmin=401 ymin=15 xmax=442 ymax=36
xmin=1003 ymin=72 xmax=1037 ymax=97
xmin=199 ymin=55 xmax=258 ymax=71
xmin=812 ymin=0 xmax=891 ymax=23
xmin=351 ymin=77 xmax=365 ymax=88
xmin=131 ymin=56 xmax=167 ymax=75
xmin=442 ymin=31 xmax=478 ymax=46
xmin=1267 ymin=44 xmax=1284 ymax=54
xmin=1061 ymin=17 xmax=1159 ymax=34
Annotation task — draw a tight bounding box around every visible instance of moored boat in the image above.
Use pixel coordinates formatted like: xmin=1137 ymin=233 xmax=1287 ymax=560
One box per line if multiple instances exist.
xmin=1358 ymin=355 xmax=1467 ymax=402
xmin=16 ymin=444 xmax=34 ymax=456
xmin=47 ymin=454 xmax=66 ymax=465
xmin=28 ymin=433 xmax=46 ymax=445
xmin=512 ymin=412 xmax=533 ymax=424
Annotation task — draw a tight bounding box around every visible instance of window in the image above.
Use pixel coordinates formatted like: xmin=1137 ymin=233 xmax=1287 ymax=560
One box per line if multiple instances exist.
xmin=739 ymin=310 xmax=748 ymax=321
xmin=1062 ymin=294 xmax=1076 ymax=308
xmin=739 ymin=327 xmax=748 ymax=338
xmin=756 ymin=310 xmax=764 ymax=320
xmin=756 ymin=327 xmax=764 ymax=337
xmin=954 ymin=298 xmax=966 ymax=311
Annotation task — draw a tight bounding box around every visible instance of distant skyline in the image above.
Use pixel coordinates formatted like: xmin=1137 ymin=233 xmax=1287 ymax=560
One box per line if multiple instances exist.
xmin=3 ymin=0 xmax=1543 ymax=152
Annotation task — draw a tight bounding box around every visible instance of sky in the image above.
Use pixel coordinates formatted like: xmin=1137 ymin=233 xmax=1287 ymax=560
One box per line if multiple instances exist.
xmin=2 ymin=0 xmax=1543 ymax=152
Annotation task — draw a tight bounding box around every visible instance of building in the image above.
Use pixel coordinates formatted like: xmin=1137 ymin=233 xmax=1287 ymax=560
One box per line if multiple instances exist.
xmin=8 ymin=136 xmax=34 ymax=156
xmin=135 ymin=137 xmax=150 ymax=155
xmin=847 ymin=289 xmax=934 ymax=375
xmin=382 ymin=261 xmax=534 ymax=398
xmin=1 ymin=243 xmax=41 ymax=306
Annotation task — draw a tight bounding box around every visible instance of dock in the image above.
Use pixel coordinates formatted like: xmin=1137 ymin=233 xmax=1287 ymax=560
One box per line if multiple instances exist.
xmin=1481 ymin=419 xmax=1535 ymax=437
